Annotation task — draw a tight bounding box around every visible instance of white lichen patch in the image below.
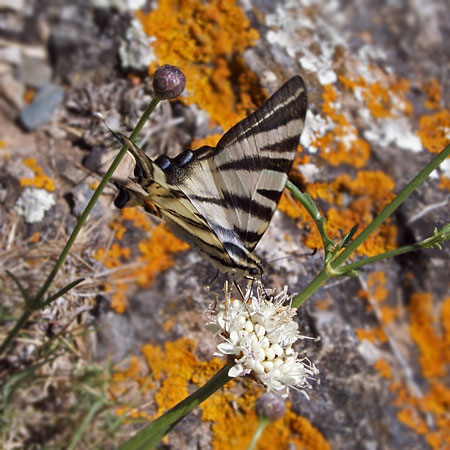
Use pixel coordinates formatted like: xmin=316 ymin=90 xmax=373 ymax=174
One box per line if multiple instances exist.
xmin=364 ymin=118 xmax=423 ymax=153
xmin=300 ymin=110 xmax=334 ymax=153
xmin=15 ymin=187 xmax=55 ymax=223
xmin=264 ymin=0 xmax=426 ymax=156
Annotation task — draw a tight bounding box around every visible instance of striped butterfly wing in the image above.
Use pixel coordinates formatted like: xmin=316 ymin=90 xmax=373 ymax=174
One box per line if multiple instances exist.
xmin=173 ymin=76 xmax=307 ymax=275
xmin=115 ymin=76 xmax=307 ymax=277
xmin=114 ymin=137 xmax=229 ymax=264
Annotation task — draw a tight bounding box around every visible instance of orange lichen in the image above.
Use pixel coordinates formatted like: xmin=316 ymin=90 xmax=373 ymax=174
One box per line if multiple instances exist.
xmin=308 ymin=172 xmax=396 ymax=256
xmin=94 ymin=243 xmax=131 ymax=269
xmin=0 ymin=140 xmax=6 ymax=148
xmin=110 ymin=281 xmax=128 ymax=314
xmin=397 ymin=407 xmax=428 ymax=435
xmin=108 ymin=337 xmax=330 ymax=448
xmin=132 ymin=223 xmax=190 ymax=287
xmin=29 ymin=231 xmax=40 ymax=243
xmin=200 ymin=375 xmax=329 ymax=450
xmin=408 ymin=292 xmax=449 ymax=378
xmin=374 ymin=359 xmax=392 ymax=379
xmin=120 ymin=207 xmax=152 ymax=231
xmin=439 ymin=176 xmax=450 ymax=191
xmin=279 ymin=171 xmax=397 ymax=257
xmin=95 ymin=209 xmax=189 ymax=312
xmin=278 ymin=190 xmax=312 ymax=221
xmin=442 ymin=297 xmax=450 ymax=348
xmin=163 ymin=318 xmax=175 ymax=333
xmin=418 ymin=109 xmax=450 ymax=153
xmin=24 ymin=88 xmax=35 ymax=104
xmin=20 ymin=157 xmax=55 ymax=191
xmin=111 ymin=221 xmax=127 ymax=241
xmin=112 ymin=356 xmax=142 ymax=384
xmin=191 ymin=132 xmax=222 ymax=149
xmin=389 ymin=294 xmax=450 ymax=448
xmin=316 ymin=84 xmax=371 ymax=168
xmin=355 ymin=327 xmax=387 ymax=343
xmin=141 ymin=339 xmax=200 ymax=415
xmin=367 ymin=271 xmax=388 ymax=302
xmin=137 ymin=0 xmax=262 ymax=130
xmin=423 ymin=78 xmax=442 ymax=110
xmin=379 ymin=305 xmax=400 ymax=325
xmin=315 ymin=298 xmax=332 ymax=310
xmin=339 ymin=74 xmax=412 ymax=118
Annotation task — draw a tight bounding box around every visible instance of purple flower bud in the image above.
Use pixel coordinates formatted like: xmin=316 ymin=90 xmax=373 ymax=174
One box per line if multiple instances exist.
xmin=255 ymin=393 xmax=286 ymax=422
xmin=152 ymin=65 xmax=186 ymax=100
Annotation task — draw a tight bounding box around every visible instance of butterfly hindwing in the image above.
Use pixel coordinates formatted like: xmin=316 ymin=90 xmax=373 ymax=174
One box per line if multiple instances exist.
xmin=115 ymin=75 xmax=307 ymax=277
xmin=114 ymin=137 xmax=232 ymax=268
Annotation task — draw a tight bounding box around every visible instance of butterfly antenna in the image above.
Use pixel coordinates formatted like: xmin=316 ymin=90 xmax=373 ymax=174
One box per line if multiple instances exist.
xmin=93 ymin=111 xmax=127 ymax=146
xmin=263 ymin=248 xmax=317 ymax=268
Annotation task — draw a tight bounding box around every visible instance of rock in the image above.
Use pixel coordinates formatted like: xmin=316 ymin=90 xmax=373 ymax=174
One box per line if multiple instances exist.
xmin=0 ymin=0 xmax=24 ymax=12
xmin=0 ymin=44 xmax=21 ymax=65
xmin=18 ymin=47 xmax=52 ymax=88
xmin=19 ymin=83 xmax=64 ymax=131
xmin=15 ymin=187 xmax=55 ymax=223
xmin=0 ymin=71 xmax=25 ymax=111
xmin=91 ymin=0 xmax=146 ymax=11
xmin=119 ymin=18 xmax=155 ymax=71
xmin=18 ymin=55 xmax=52 ymax=88
xmin=68 ymin=183 xmax=103 ymax=220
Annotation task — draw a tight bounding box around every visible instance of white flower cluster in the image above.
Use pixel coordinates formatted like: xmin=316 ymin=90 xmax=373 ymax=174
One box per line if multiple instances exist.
xmin=205 ymin=285 xmax=318 ymax=397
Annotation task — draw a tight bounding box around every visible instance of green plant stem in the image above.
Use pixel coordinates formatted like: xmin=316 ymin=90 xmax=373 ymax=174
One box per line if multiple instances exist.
xmin=291 ymin=143 xmax=450 ymax=309
xmin=333 ymin=144 xmax=449 ymax=267
xmin=247 ymin=418 xmax=270 ymax=450
xmin=119 ymin=360 xmax=233 ymax=450
xmin=340 ymin=229 xmax=449 ymax=273
xmin=0 ymin=98 xmax=160 ymax=356
xmin=286 ymin=180 xmax=334 ymax=251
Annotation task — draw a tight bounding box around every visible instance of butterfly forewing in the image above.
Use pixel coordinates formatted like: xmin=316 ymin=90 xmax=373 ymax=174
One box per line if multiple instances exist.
xmin=115 ymin=76 xmax=307 ymax=278
xmin=176 ymin=76 xmax=307 ymax=270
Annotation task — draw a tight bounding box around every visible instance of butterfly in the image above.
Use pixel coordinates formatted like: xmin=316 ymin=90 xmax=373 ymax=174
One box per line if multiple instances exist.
xmin=114 ymin=75 xmax=307 ymax=279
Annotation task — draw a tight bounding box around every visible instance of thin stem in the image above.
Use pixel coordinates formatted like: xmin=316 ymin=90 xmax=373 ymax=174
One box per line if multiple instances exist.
xmin=286 ymin=180 xmax=334 ymax=251
xmin=331 ymin=144 xmax=449 ymax=268
xmin=340 ymin=224 xmax=449 ymax=273
xmin=291 ymin=269 xmax=329 ymax=309
xmin=247 ymin=419 xmax=270 ymax=450
xmin=0 ymin=310 xmax=34 ymax=356
xmin=119 ymin=361 xmax=233 ymax=450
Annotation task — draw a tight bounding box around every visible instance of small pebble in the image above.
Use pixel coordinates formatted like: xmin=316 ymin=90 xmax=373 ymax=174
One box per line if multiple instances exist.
xmin=19 ymin=83 xmax=64 ymax=131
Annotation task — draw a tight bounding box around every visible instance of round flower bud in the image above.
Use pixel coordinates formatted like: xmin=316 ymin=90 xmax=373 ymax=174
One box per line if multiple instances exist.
xmin=152 ymin=64 xmax=186 ymax=100
xmin=255 ymin=393 xmax=286 ymax=422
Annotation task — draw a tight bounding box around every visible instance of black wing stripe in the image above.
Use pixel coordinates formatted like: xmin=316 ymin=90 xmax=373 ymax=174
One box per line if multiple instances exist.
xmin=259 ymin=135 xmax=301 ymax=153
xmin=190 ymin=191 xmax=273 ymax=221
xmin=210 ymin=222 xmax=262 ymax=247
xmin=206 ymin=251 xmax=249 ymax=271
xmin=257 ymin=188 xmax=282 ymax=203
xmin=215 ymin=156 xmax=293 ymax=173
xmin=216 ymin=78 xmax=306 ymax=151
xmin=163 ymin=208 xmax=214 ymax=234
xmin=234 ymin=227 xmax=261 ymax=246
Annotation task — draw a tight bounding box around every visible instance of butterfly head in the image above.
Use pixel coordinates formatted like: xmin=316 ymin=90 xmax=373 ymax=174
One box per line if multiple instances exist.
xmin=225 ymin=251 xmax=263 ymax=281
